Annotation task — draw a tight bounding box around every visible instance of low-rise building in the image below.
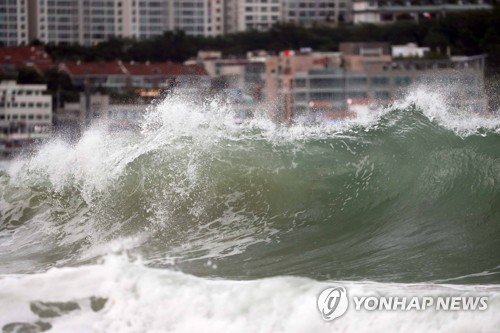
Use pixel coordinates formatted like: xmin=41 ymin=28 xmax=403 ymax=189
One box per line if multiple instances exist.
xmin=187 ymin=50 xmax=267 ymax=101
xmin=266 ymin=43 xmax=487 ymax=122
xmin=0 ymin=46 xmax=54 ymax=77
xmin=0 ymin=81 xmax=52 ymax=155
xmin=54 ymin=93 xmax=110 ymax=133
xmin=392 ymin=43 xmax=430 ymax=58
xmin=54 ymin=92 xmax=148 ymax=134
xmin=265 ymin=48 xmax=343 ymax=121
xmin=58 ymin=61 xmax=209 ymax=96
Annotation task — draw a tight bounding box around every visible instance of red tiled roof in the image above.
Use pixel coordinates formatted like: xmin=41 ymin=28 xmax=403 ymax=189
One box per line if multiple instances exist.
xmin=0 ymin=46 xmax=54 ymax=68
xmin=61 ymin=61 xmax=125 ymax=76
xmin=31 ymin=63 xmax=55 ymax=73
xmin=123 ymin=62 xmax=207 ymax=76
xmin=61 ymin=61 xmax=208 ymax=77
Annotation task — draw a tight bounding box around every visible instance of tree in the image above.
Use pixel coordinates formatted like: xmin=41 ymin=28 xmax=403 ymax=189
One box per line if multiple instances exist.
xmin=17 ymin=67 xmax=45 ymax=84
xmin=44 ymin=68 xmax=79 ymax=104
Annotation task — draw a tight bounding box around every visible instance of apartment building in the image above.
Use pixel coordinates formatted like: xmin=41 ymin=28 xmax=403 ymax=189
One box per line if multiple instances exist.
xmin=265 ymin=49 xmax=343 ymax=121
xmin=235 ymin=0 xmax=282 ymax=32
xmin=0 ymin=0 xmax=359 ymax=45
xmin=1 ymin=0 xmax=498 ymax=45
xmin=0 ymin=81 xmax=52 ymax=154
xmin=231 ymin=0 xmax=351 ymax=33
xmin=352 ymin=0 xmax=494 ymax=24
xmin=0 ymin=0 xmax=28 ymax=46
xmin=187 ymin=50 xmax=266 ymax=99
xmin=172 ymin=0 xmax=225 ymax=36
xmin=267 ymin=43 xmax=487 ymax=122
xmin=29 ymin=0 xmax=171 ymax=45
xmin=284 ymin=0 xmax=351 ymax=25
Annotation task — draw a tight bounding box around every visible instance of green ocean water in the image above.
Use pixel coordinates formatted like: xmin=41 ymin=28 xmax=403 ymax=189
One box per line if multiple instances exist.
xmin=1 ymin=90 xmax=500 ymax=332
xmin=1 ymin=92 xmax=499 ymax=285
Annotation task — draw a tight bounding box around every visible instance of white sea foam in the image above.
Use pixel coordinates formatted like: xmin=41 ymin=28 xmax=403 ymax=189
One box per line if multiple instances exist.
xmin=1 ymin=91 xmax=500 ymax=332
xmin=392 ymin=84 xmax=500 ymax=136
xmin=0 ymin=256 xmax=498 ymax=333
xmin=5 ymin=89 xmax=498 ymax=195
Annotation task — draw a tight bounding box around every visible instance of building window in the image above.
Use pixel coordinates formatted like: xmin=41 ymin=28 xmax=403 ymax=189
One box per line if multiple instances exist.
xmin=295 ymin=79 xmax=306 ymax=88
xmin=395 ymin=76 xmax=411 ymax=86
xmin=371 ymin=77 xmax=389 ymax=86
xmin=375 ymin=91 xmax=391 ymax=99
xmin=294 ymin=92 xmax=307 ymax=101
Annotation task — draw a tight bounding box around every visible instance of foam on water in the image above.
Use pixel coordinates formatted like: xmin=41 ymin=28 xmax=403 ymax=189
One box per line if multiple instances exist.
xmin=0 ymin=256 xmax=499 ymax=333
xmin=5 ymin=87 xmax=498 ymax=195
xmin=392 ymin=85 xmax=500 ymax=136
xmin=1 ymin=88 xmax=500 ymax=331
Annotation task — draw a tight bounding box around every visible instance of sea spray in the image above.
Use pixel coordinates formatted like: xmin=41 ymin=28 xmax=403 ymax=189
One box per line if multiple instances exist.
xmin=0 ymin=87 xmax=499 ymax=331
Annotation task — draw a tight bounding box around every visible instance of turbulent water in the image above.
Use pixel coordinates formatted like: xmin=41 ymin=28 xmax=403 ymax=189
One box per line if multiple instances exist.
xmin=1 ymin=87 xmax=500 ymax=332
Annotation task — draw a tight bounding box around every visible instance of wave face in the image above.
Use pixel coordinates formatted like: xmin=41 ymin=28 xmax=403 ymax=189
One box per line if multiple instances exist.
xmin=1 ymin=87 xmax=500 ymax=332
xmin=1 ymin=88 xmax=500 ymax=285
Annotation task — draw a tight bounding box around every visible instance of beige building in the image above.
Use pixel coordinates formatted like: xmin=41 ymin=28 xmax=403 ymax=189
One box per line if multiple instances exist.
xmin=265 ymin=49 xmax=342 ymax=122
xmin=266 ymin=43 xmax=487 ymax=122
xmin=187 ymin=50 xmax=266 ymax=99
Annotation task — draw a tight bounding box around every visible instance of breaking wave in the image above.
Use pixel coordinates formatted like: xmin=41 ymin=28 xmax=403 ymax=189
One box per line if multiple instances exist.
xmin=1 ymin=85 xmax=500 ymax=332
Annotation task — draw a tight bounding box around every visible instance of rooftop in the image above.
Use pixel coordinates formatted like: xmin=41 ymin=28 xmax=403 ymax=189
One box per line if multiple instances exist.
xmin=0 ymin=46 xmax=53 ymax=67
xmin=60 ymin=61 xmax=208 ymax=76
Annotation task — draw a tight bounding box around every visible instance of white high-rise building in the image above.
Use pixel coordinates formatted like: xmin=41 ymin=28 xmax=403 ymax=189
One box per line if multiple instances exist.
xmin=2 ymin=0 xmax=497 ymax=45
xmin=2 ymin=0 xmax=360 ymax=46
xmin=0 ymin=0 xmax=29 ymax=46
xmin=352 ymin=0 xmax=493 ymax=25
xmin=235 ymin=0 xmax=283 ymax=32
xmin=29 ymin=0 xmax=174 ymax=45
xmin=29 ymin=0 xmax=123 ymax=45
xmin=172 ymin=0 xmax=224 ymax=36
xmin=26 ymin=0 xmax=226 ymax=45
xmin=129 ymin=1 xmax=171 ymax=40
xmin=284 ymin=0 xmax=350 ymax=25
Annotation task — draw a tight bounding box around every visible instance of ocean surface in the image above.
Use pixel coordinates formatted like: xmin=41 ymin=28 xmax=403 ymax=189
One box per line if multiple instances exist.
xmin=0 ymin=86 xmax=500 ymax=332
